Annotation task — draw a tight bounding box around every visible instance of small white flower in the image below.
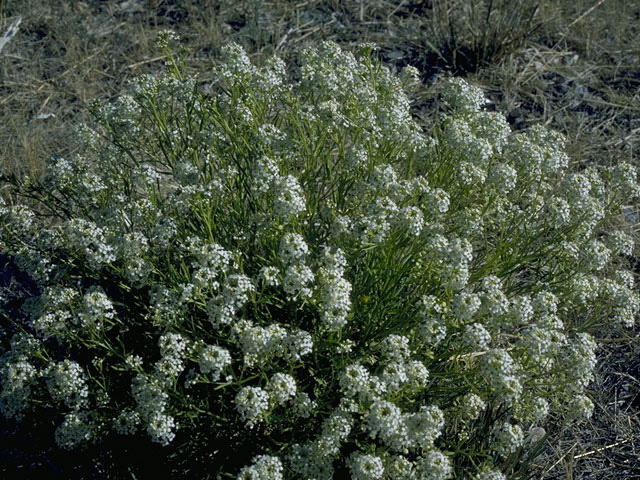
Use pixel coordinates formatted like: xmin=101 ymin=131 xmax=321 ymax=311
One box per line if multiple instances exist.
xmin=267 ymin=372 xmax=297 ymax=405
xmin=415 ymin=450 xmax=451 ymax=480
xmin=379 ymin=334 xmax=411 ymax=362
xmin=349 ymin=452 xmax=385 ymax=480
xmin=237 ymin=454 xmax=284 ymax=480
xmin=259 ymin=266 xmax=281 ymax=287
xmin=0 ymin=357 xmax=38 ymax=420
xmin=453 ymin=291 xmax=481 ymax=321
xmin=407 ymin=405 xmax=444 ymax=448
xmin=385 ymin=455 xmax=415 ymax=480
xmin=568 ymin=394 xmax=594 ymax=421
xmin=199 ymin=344 xmax=232 ymax=381
xmin=364 ymin=400 xmax=408 ymax=451
xmin=405 ymin=360 xmax=430 ymax=388
xmin=419 ymin=317 xmax=447 ymax=347
xmin=320 ymin=411 xmax=353 ymax=445
xmin=45 ymin=360 xmax=89 ymax=409
xmin=146 ymin=411 xmax=177 ymax=446
xmin=283 ymin=264 xmax=314 ymax=298
xmin=114 ymin=409 xmax=141 ymax=435
xmin=442 ymin=77 xmax=487 ymax=113
xmin=457 ymin=392 xmax=486 ymax=421
xmin=381 ymin=361 xmax=409 ymax=392
xmin=475 ymin=467 xmax=506 ymax=480
xmin=54 ymin=411 xmax=93 ymax=450
xmin=235 ymin=386 xmax=270 ymax=427
xmin=492 ymin=422 xmax=524 ymax=456
xmin=292 ymin=392 xmax=317 ymax=418
xmin=124 ymin=354 xmax=143 ymax=371
xmin=274 ymin=175 xmax=306 ymax=220
xmin=340 ymin=364 xmax=370 ymax=397
xmin=279 ymin=232 xmax=309 ymax=264
xmin=63 ymin=219 xmax=116 ymax=269
xmin=462 ymin=323 xmax=491 ymax=350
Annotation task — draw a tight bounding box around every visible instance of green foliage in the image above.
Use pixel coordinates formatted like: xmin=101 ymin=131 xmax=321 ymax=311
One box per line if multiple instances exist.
xmin=0 ymin=36 xmax=638 ymax=479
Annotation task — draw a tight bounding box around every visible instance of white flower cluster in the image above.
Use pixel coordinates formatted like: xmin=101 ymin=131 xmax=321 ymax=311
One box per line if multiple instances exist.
xmin=154 ymin=332 xmax=190 ymax=387
xmin=380 ymin=334 xmax=411 ymax=363
xmin=418 ymin=296 xmax=448 ymax=347
xmin=478 ymin=276 xmax=509 ymax=322
xmin=462 ymin=323 xmax=492 ymax=350
xmin=480 ymin=349 xmax=522 ymax=405
xmin=235 ymin=386 xmax=270 ymax=427
xmin=63 ymin=218 xmax=116 ymax=270
xmin=113 ymin=408 xmax=141 ymax=435
xmin=291 ymin=391 xmax=317 ymax=419
xmin=198 ymin=344 xmax=232 ymax=381
xmin=274 ymin=175 xmax=307 ymax=220
xmin=428 ymin=235 xmax=474 ymax=291
xmin=315 ymin=41 xmax=424 ymax=145
xmin=606 ymin=229 xmax=634 ymax=256
xmin=364 ymin=400 xmax=444 ymax=452
xmin=147 ymin=284 xmax=184 ymax=327
xmin=231 ymin=319 xmax=313 ymax=367
xmin=562 ymin=332 xmax=598 ymax=390
xmin=349 ymin=452 xmax=385 ymax=480
xmin=250 ymin=157 xmax=307 ymax=224
xmin=0 ymin=354 xmax=38 ymax=420
xmin=54 ymin=410 xmax=94 ymax=450
xmin=267 ymin=372 xmax=297 ymax=405
xmin=259 ymin=265 xmax=281 ymax=287
xmin=475 ymin=467 xmax=506 ymax=480
xmin=215 ymin=43 xmax=288 ymax=105
xmin=600 ymin=277 xmax=640 ymax=327
xmin=279 ymin=232 xmax=309 ymax=264
xmin=131 ymin=374 xmax=176 ymax=445
xmin=77 ymin=286 xmax=116 ymax=331
xmin=237 ymin=454 xmax=284 ymax=480
xmin=286 ymin=409 xmax=354 ymax=479
xmin=452 ymin=291 xmax=481 ymax=321
xmin=441 ymin=77 xmax=487 ymax=113
xmin=609 ymin=162 xmax=640 ymax=199
xmin=316 ymin=246 xmax=352 ymax=330
xmin=207 ymin=273 xmax=254 ymax=327
xmin=339 ymin=363 xmax=372 ymax=398
xmin=347 ymin=164 xmax=445 ymax=245
xmin=187 ymin=239 xmax=232 ymax=291
xmin=456 ymin=392 xmax=487 ymax=422
xmin=278 ymin=232 xmax=315 ymax=299
xmin=415 ymin=450 xmax=452 ymax=480
xmin=115 ymin=231 xmax=152 ymax=286
xmin=491 ymin=422 xmax=524 ymax=456
xmin=45 ymin=360 xmax=89 ymax=409
xmin=42 ymin=155 xmax=107 ymax=213
xmin=363 ymin=400 xmax=407 ymax=451
xmin=568 ymin=394 xmax=595 ymax=421
xmin=0 ymin=204 xmax=35 ymax=239
xmin=28 ymin=286 xmax=79 ymax=341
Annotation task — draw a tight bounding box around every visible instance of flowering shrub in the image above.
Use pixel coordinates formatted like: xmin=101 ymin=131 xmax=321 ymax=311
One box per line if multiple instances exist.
xmin=1 ymin=34 xmax=638 ymax=478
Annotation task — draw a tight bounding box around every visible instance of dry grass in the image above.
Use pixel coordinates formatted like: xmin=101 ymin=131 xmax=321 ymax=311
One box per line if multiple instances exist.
xmin=1 ymin=0 xmax=639 ymax=478
xmin=532 ymin=329 xmax=640 ymax=479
